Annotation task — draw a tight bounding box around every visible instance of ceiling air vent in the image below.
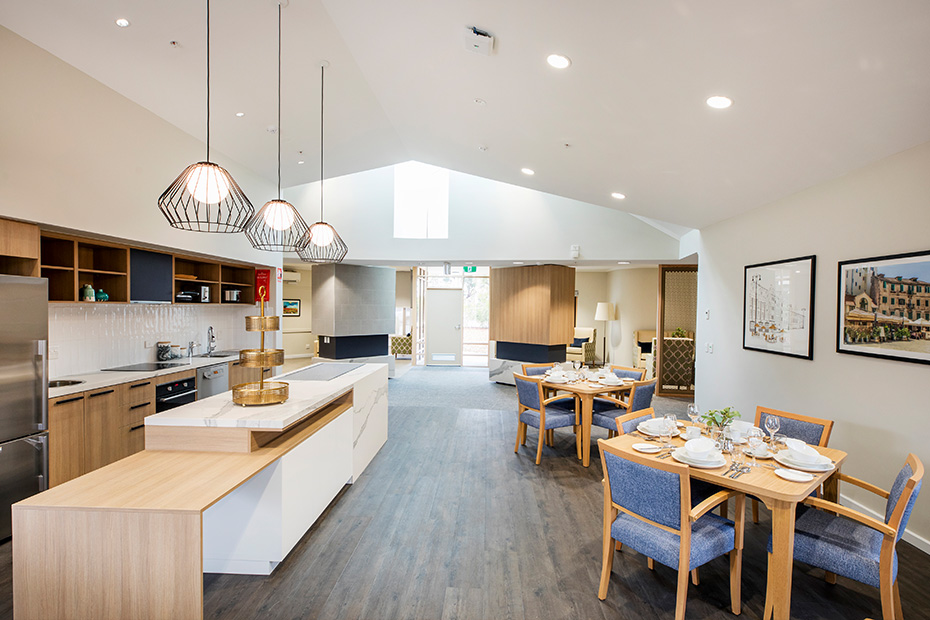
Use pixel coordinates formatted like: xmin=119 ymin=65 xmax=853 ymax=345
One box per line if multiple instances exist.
xmin=463 ymin=26 xmax=494 ymax=55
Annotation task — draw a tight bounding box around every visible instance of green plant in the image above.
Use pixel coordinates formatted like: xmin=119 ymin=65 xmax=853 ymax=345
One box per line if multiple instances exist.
xmin=700 ymin=407 xmax=741 ymax=430
xmin=896 ymin=327 xmax=910 ymax=340
xmin=671 ymin=327 xmax=688 ymax=338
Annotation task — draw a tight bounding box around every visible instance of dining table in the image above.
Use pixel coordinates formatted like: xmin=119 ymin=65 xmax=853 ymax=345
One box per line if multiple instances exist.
xmin=540 ymin=376 xmax=633 ymax=467
xmin=602 ymin=427 xmax=847 ymax=620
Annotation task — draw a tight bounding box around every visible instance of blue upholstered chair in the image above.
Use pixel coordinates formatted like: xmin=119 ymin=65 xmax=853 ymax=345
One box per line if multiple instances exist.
xmin=597 ymin=439 xmax=745 ymax=619
xmin=610 ymin=365 xmax=646 ymax=381
xmin=592 ymin=378 xmax=657 ymax=437
xmin=521 ymin=362 xmax=552 ymax=376
xmin=763 ymin=454 xmax=923 ymax=620
xmin=750 ymin=405 xmax=835 ymax=522
xmin=613 ymin=407 xmax=656 ymax=436
xmin=513 ymin=373 xmax=580 ymax=465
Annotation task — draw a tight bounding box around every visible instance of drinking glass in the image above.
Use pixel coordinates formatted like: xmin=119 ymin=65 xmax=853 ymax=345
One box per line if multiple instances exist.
xmin=686 ymin=404 xmax=700 ymax=430
xmin=746 ymin=427 xmax=764 ymax=467
xmin=662 ymin=414 xmax=677 ymax=449
xmin=731 ymin=445 xmax=746 ymax=473
xmin=772 ymin=433 xmax=788 ymax=455
xmin=572 ymin=360 xmax=581 ymax=372
xmin=764 ymin=415 xmax=780 ymax=445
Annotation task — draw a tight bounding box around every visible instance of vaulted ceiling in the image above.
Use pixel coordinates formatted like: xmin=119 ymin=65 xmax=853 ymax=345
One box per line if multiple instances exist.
xmin=2 ymin=0 xmax=929 ymax=229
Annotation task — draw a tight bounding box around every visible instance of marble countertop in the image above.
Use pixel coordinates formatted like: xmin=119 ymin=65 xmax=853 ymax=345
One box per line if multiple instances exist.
xmin=48 ymin=354 xmax=242 ymax=399
xmin=144 ymin=363 xmax=385 ymax=429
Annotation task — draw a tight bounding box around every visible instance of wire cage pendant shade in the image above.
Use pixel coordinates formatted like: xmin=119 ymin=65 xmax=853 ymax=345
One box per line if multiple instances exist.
xmin=158 ymin=0 xmax=254 ymax=233
xmin=298 ymin=64 xmax=347 ymax=264
xmin=245 ymin=3 xmax=310 ymax=251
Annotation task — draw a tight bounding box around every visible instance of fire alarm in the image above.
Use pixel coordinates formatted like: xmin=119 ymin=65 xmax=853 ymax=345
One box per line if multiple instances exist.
xmin=464 ymin=26 xmax=494 ymax=55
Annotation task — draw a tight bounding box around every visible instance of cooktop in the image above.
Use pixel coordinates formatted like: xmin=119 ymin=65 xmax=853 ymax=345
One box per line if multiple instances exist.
xmin=102 ymin=362 xmax=191 ymax=372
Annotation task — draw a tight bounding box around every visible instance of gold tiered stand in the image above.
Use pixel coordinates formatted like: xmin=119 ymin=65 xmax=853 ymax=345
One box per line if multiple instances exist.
xmin=232 ymin=286 xmax=288 ymax=406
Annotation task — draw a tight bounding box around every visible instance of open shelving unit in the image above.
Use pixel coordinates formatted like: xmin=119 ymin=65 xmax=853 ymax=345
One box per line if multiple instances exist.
xmin=173 ymin=256 xmax=220 ymax=304
xmin=41 ymin=234 xmax=129 ymax=302
xmin=220 ymin=264 xmax=256 ymax=304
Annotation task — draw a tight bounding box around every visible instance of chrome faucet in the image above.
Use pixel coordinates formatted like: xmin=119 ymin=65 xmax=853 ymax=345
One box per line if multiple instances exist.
xmin=207 ymin=326 xmax=216 ymax=355
xmin=188 ymin=340 xmax=199 ymax=358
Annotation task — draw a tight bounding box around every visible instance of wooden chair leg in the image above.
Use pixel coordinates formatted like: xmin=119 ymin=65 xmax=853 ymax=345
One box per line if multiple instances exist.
xmin=825 ymin=571 xmax=837 ymax=584
xmin=719 ymin=499 xmax=729 ymax=519
xmin=894 ymin=580 xmax=903 ymax=620
xmin=575 ymin=427 xmax=582 ymax=460
xmin=752 ymin=498 xmax=760 ymax=524
xmin=763 ymin=552 xmax=773 ymax=620
xmin=598 ymin=535 xmax=615 ymax=600
xmin=535 ymin=428 xmax=544 ymax=465
xmin=647 ymin=557 xmax=655 ymax=570
xmin=521 ymin=424 xmax=527 ymax=446
xmin=514 ymin=422 xmax=523 ymax=454
xmin=729 ymin=548 xmax=742 ymax=614
xmin=615 ymin=541 xmax=622 ymax=552
xmin=549 ymin=429 xmax=555 ymax=445
xmin=690 ymin=568 xmax=700 ymax=585
xmin=881 ymin=570 xmax=897 ymax=620
xmin=675 ymin=567 xmax=689 ymax=620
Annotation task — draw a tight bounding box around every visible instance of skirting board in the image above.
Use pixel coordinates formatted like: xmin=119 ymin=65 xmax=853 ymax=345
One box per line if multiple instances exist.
xmin=285 ymin=354 xmax=314 ymax=359
xmin=841 ymin=492 xmax=930 ymax=555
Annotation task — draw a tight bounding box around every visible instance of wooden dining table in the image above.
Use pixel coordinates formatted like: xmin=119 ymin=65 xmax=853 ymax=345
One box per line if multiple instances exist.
xmin=602 ymin=429 xmax=847 ymax=620
xmin=540 ymin=377 xmax=632 ymax=467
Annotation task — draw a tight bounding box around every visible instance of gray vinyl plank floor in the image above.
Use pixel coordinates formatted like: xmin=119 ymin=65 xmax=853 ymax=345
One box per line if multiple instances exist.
xmin=1 ymin=365 xmax=927 ymax=619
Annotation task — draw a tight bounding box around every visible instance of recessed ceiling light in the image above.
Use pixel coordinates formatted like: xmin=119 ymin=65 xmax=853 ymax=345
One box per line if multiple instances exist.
xmin=477 ymin=145 xmax=488 ymax=152
xmin=547 ymin=54 xmax=571 ymax=69
xmin=513 ymin=261 xmax=524 ymax=265
xmin=235 ymin=112 xmax=245 ymax=117
xmin=115 ymin=18 xmax=131 ymax=28
xmin=617 ymin=261 xmax=630 ymax=265
xmin=297 ymin=160 xmax=305 ymax=165
xmin=706 ymin=95 xmax=733 ymax=109
xmin=611 ymin=192 xmax=626 ymax=200
xmin=521 ymin=168 xmax=535 ymax=176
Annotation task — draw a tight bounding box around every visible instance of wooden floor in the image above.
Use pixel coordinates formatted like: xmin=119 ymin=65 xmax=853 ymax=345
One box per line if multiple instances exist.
xmin=2 ymin=376 xmax=929 ymax=619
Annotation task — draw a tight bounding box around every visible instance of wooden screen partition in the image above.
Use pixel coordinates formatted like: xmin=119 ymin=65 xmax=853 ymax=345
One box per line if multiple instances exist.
xmin=656 ymin=264 xmax=698 ymax=397
xmin=490 ymin=265 xmax=574 ymax=345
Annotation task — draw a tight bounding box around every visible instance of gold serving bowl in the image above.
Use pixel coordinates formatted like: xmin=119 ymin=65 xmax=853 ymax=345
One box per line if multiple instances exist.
xmin=238 ymin=348 xmax=285 ymax=368
xmin=245 ymin=316 xmax=280 ymax=332
xmin=232 ymin=381 xmax=289 ymax=406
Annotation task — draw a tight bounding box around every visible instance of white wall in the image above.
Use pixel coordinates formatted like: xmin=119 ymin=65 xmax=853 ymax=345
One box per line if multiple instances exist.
xmin=282 ymin=269 xmax=313 ymax=358
xmin=606 ymin=268 xmax=659 ymax=367
xmin=574 ymin=272 xmax=608 ymax=362
xmin=285 ymin=165 xmax=680 ymax=263
xmin=694 ymin=140 xmax=930 ymax=549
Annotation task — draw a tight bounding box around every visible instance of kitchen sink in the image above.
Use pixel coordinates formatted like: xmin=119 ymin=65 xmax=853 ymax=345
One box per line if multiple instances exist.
xmin=197 ymin=350 xmax=241 ymax=358
xmin=48 ymin=379 xmax=85 ymax=388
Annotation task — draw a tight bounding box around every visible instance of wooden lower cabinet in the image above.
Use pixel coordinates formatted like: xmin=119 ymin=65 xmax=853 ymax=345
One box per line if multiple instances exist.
xmin=48 ymin=394 xmax=85 ymax=487
xmin=84 ymin=387 xmax=122 ymax=472
xmin=121 ymin=423 xmax=146 ymax=457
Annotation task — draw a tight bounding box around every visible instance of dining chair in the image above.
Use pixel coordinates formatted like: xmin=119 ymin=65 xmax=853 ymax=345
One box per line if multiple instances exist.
xmin=597 ymin=439 xmax=745 ymax=619
xmin=610 ymin=365 xmax=646 ymax=381
xmin=750 ymin=405 xmax=834 ymax=522
xmin=763 ymin=454 xmax=923 ymax=620
xmin=592 ymin=378 xmax=657 ymax=437
xmin=521 ymin=362 xmax=553 ymax=376
xmin=613 ymin=407 xmax=655 ymax=435
xmin=513 ymin=373 xmax=580 ymax=465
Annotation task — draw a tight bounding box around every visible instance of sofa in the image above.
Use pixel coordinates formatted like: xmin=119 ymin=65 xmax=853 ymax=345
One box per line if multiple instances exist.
xmin=565 ymin=327 xmax=596 ymax=365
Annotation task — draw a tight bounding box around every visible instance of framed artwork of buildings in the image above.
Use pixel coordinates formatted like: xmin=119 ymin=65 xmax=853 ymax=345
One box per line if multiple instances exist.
xmin=743 ymin=255 xmax=816 ymax=360
xmin=838 ymin=249 xmax=930 ymax=365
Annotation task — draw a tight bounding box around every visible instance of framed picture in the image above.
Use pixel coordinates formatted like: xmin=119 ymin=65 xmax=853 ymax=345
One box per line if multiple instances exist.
xmin=282 ymin=299 xmax=301 ymax=317
xmin=838 ymin=249 xmax=930 ymax=365
xmin=743 ymin=255 xmax=816 ymax=360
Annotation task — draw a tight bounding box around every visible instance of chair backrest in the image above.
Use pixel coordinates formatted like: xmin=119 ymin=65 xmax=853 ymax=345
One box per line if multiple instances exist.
xmin=573 ymin=327 xmax=596 ymax=343
xmin=521 ymin=363 xmax=551 ymax=376
xmin=513 ymin=373 xmax=542 ymax=411
xmin=628 ymin=378 xmax=657 ymax=412
xmin=610 ymin=365 xmax=645 ymax=381
xmin=598 ymin=439 xmax=689 ymax=532
xmin=615 ymin=407 xmax=656 ymax=435
xmin=754 ymin=406 xmax=833 ymax=446
xmin=885 ymin=454 xmax=924 ymax=541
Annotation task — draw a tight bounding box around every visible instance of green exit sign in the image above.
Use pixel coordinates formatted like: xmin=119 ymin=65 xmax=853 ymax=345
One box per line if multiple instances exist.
xmin=463 ymin=265 xmax=477 ymax=273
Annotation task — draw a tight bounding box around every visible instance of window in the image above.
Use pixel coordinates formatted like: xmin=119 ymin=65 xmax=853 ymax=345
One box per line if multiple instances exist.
xmin=891 ymin=298 xmax=895 ymax=305
xmin=882 ymin=296 xmax=887 ymax=303
xmin=393 ymin=161 xmax=449 ymax=239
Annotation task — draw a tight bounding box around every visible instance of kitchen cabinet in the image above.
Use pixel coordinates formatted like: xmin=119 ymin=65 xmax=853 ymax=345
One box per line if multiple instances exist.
xmin=48 ymin=393 xmax=85 ymax=487
xmin=130 ymin=248 xmax=173 ymax=303
xmin=119 ymin=378 xmax=155 ymax=459
xmin=40 ymin=233 xmax=129 ymax=302
xmin=0 ymin=217 xmax=40 ymax=277
xmin=83 ymin=386 xmax=123 ymax=472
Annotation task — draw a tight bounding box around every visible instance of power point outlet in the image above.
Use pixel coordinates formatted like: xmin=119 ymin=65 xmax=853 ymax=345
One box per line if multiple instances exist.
xmin=706 ymin=343 xmax=714 ymax=354
xmin=305 ymin=344 xmax=310 ymax=350
xmin=705 ymin=309 xmax=711 ymax=320
xmin=49 ymin=346 xmax=60 ymax=360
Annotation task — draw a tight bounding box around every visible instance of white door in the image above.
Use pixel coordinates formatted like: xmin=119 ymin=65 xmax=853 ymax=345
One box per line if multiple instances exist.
xmin=425 ymin=288 xmax=463 ymax=366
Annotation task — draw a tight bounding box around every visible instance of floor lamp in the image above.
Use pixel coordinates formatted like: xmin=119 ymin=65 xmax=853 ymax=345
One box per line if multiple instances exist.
xmin=595 ymin=302 xmax=618 ymax=365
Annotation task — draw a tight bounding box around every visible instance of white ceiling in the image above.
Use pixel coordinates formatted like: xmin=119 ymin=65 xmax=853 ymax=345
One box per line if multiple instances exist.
xmin=3 ymin=0 xmax=930 ymax=229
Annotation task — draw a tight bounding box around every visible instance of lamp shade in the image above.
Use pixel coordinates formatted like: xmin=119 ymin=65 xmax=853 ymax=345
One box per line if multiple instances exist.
xmin=595 ymin=302 xmax=617 ymax=322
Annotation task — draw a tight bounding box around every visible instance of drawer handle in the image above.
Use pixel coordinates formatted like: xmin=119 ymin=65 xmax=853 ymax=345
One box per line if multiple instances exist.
xmin=129 ymin=424 xmax=144 ymax=432
xmin=129 ymin=402 xmax=151 ymax=410
xmin=130 ymin=381 xmax=151 ymax=389
xmin=89 ymin=389 xmax=115 ymax=398
xmin=54 ymin=396 xmax=83 ymax=406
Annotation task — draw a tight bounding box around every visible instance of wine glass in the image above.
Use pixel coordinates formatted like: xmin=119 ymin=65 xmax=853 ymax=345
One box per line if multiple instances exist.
xmin=686 ymin=404 xmax=700 ymax=430
xmin=572 ymin=360 xmax=581 ymax=372
xmin=662 ymin=414 xmax=677 ymax=449
xmin=764 ymin=415 xmax=780 ymax=445
xmin=746 ymin=427 xmax=764 ymax=467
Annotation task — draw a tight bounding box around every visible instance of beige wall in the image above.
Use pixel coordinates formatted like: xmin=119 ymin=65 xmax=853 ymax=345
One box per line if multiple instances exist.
xmin=574 ymin=271 xmax=608 ymax=361
xmin=606 ymin=268 xmax=659 ymax=367
xmin=694 ymin=140 xmax=930 ymax=550
xmin=282 ymin=270 xmax=313 ymax=358
xmin=395 ymin=269 xmax=412 ymax=307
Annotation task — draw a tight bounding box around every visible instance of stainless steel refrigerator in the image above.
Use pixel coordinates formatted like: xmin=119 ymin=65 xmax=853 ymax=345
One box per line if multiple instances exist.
xmin=0 ymin=275 xmax=48 ymax=541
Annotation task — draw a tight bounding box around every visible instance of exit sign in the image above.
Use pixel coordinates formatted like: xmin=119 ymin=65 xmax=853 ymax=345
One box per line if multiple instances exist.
xmin=463 ymin=265 xmax=476 ymax=273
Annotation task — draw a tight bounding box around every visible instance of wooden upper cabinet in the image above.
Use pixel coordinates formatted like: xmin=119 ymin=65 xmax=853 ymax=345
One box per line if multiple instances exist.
xmin=0 ymin=217 xmax=40 ymax=277
xmin=489 ymin=265 xmax=575 ymax=345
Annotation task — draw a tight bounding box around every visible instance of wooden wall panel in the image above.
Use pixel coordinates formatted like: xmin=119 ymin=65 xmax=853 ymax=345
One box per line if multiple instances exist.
xmin=490 ymin=265 xmax=575 ymax=345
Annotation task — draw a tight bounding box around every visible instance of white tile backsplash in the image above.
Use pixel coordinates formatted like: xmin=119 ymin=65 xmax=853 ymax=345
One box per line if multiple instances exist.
xmin=49 ymin=303 xmax=271 ymax=378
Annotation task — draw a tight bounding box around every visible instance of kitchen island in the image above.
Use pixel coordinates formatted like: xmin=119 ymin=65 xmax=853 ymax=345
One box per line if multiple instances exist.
xmin=12 ymin=362 xmax=388 ymax=620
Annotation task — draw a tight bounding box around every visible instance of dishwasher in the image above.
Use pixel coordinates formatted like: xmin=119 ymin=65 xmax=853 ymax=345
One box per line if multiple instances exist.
xmin=198 ymin=362 xmax=229 ymax=399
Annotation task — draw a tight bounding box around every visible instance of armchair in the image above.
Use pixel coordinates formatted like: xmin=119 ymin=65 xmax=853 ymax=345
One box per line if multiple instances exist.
xmin=565 ymin=327 xmax=596 ymax=365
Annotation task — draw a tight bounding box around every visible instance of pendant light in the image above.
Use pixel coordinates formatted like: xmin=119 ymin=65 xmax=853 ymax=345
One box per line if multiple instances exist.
xmin=245 ymin=4 xmax=310 ymax=252
xmin=158 ymin=0 xmax=254 ymax=233
xmin=298 ymin=64 xmax=348 ymax=263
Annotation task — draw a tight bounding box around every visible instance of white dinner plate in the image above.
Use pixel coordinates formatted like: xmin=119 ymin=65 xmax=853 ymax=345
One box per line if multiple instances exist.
xmin=774 ymin=468 xmax=815 ymax=483
xmin=547 ymin=377 xmax=568 ymax=384
xmin=632 ymin=443 xmax=661 ymax=454
xmin=599 ymin=378 xmax=622 ymax=386
xmin=773 ymin=451 xmax=835 ymax=473
xmin=637 ymin=423 xmax=680 ymax=438
xmin=747 ymin=447 xmax=774 ymax=459
xmin=671 ymin=448 xmax=727 ymax=469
